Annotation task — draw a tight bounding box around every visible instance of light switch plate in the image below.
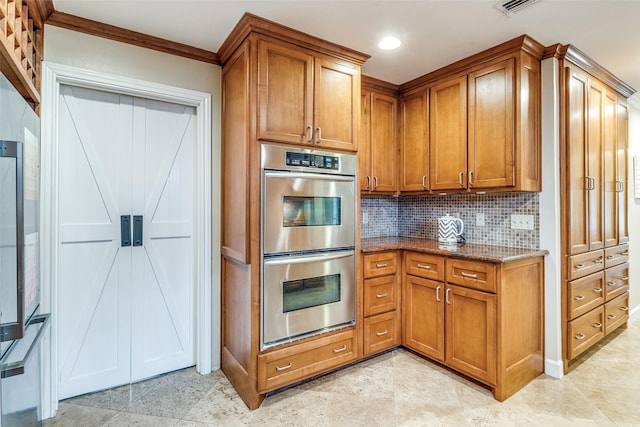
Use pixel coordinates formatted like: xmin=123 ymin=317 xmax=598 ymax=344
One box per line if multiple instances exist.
xmin=511 ymin=214 xmax=534 ymax=230
xmin=476 ymin=213 xmax=485 ymax=226
xmin=362 ymin=212 xmax=369 ymax=225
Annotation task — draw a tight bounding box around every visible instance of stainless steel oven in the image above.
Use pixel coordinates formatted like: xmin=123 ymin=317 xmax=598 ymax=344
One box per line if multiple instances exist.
xmin=261 ymin=144 xmax=357 ymax=349
xmin=262 ymin=145 xmax=356 ymax=254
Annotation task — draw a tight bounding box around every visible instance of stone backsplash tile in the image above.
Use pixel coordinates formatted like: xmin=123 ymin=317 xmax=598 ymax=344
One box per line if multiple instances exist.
xmin=360 ymin=195 xmax=398 ymax=239
xmin=361 ymin=193 xmax=540 ymax=249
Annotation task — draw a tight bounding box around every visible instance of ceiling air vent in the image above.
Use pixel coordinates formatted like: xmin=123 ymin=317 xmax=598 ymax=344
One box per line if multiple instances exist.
xmin=494 ymin=0 xmax=540 ymax=16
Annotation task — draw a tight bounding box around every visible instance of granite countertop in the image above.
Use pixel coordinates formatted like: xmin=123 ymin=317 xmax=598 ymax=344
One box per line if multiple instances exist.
xmin=361 ymin=237 xmax=548 ymax=263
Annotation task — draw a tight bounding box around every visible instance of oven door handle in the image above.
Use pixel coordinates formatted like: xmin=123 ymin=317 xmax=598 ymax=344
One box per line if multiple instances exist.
xmin=264 ymin=171 xmax=354 ymax=182
xmin=264 ymin=250 xmax=355 ymax=266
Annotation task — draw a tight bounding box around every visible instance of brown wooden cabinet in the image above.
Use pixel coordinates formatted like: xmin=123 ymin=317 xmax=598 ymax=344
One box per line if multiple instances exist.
xmin=257 ymin=38 xmax=361 ymax=152
xmin=399 ymin=36 xmax=543 ymax=193
xmin=402 ymin=251 xmax=544 ymax=401
xmin=557 ymin=44 xmax=634 ymax=370
xmin=218 ymin=14 xmax=369 ymax=409
xmin=360 ymin=77 xmax=399 ymax=193
xmin=361 ymin=251 xmax=401 ymax=356
xmin=400 ymin=88 xmax=429 ymax=191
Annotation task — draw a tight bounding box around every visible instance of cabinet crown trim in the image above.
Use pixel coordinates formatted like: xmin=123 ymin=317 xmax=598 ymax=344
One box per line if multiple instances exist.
xmin=218 ymin=12 xmax=370 ymax=66
xmin=549 ymin=43 xmax=636 ymax=98
xmin=399 ymin=34 xmax=544 ymax=93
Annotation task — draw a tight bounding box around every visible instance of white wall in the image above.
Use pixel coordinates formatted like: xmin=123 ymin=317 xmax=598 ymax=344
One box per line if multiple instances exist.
xmin=43 ymin=25 xmax=222 ymax=369
xmin=539 ymin=57 xmax=563 ymax=378
xmin=627 ymin=99 xmax=640 ymax=321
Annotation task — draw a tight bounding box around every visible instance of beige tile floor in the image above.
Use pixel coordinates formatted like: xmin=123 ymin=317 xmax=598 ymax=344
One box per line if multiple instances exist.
xmin=45 ymin=318 xmax=640 ymax=426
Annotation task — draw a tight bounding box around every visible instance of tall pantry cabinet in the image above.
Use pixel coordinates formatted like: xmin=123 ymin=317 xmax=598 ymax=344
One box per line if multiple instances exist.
xmin=217 ymin=13 xmax=369 ymax=409
xmin=555 ymin=45 xmax=634 ymax=369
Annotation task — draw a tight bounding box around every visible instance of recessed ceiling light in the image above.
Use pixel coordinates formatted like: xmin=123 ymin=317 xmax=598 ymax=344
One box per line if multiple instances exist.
xmin=378 ymin=36 xmax=401 ymax=50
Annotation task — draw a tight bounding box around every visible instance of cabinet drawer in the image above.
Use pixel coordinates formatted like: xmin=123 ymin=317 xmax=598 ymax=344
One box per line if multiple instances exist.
xmin=605 ymin=292 xmax=629 ymax=335
xmin=257 ymin=329 xmax=356 ymax=393
xmin=567 ymin=307 xmax=605 ymax=360
xmin=604 ymin=244 xmax=629 ymax=268
xmin=567 ymin=250 xmax=604 ymax=281
xmin=446 ymin=258 xmax=496 ymax=293
xmin=363 ymin=252 xmax=398 ymax=278
xmin=364 ymin=274 xmax=398 ymax=317
xmin=363 ymin=311 xmax=400 ymax=356
xmin=404 ymin=252 xmax=445 ymax=281
xmin=604 ymin=263 xmax=629 ymax=302
xmin=567 ymin=272 xmax=605 ymax=320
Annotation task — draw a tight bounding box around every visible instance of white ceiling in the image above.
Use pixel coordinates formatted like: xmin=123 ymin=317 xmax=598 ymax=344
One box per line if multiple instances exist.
xmin=52 ymin=0 xmax=640 ymax=96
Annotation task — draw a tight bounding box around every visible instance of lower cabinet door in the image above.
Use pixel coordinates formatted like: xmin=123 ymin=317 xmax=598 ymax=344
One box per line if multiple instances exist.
xmin=363 ymin=311 xmax=400 ymax=356
xmin=445 ymin=284 xmax=497 ymax=385
xmin=402 ymin=275 xmax=445 ymax=361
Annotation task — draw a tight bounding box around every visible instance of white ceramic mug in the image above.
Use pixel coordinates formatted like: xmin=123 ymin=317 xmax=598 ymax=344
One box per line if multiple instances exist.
xmin=438 ymin=214 xmax=464 ymax=243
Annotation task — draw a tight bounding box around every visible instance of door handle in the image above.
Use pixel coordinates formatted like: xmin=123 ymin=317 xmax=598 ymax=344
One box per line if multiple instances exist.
xmin=120 ymin=215 xmax=131 ymax=247
xmin=133 ymin=215 xmax=143 ymax=246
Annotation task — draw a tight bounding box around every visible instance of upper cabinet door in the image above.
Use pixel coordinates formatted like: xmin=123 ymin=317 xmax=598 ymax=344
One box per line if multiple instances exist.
xmin=565 ymin=65 xmax=590 ymax=255
xmin=429 ymin=75 xmax=467 ymax=191
xmin=616 ymin=101 xmax=629 ymax=244
xmin=468 ymin=59 xmax=515 ymax=189
xmin=370 ymin=92 xmax=398 ymax=192
xmin=400 ymin=88 xmax=429 ymax=192
xmin=257 ymin=40 xmax=314 ymax=144
xmin=603 ymin=91 xmax=618 ymax=248
xmin=359 ymin=91 xmax=372 ymax=191
xmin=587 ymin=79 xmax=605 ymax=252
xmin=314 ymin=55 xmax=360 ymax=152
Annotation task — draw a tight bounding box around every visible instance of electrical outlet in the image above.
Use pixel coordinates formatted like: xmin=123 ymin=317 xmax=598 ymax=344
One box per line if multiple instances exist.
xmin=362 ymin=212 xmax=369 ymax=225
xmin=510 ymin=214 xmax=534 ymax=230
xmin=476 ymin=213 xmax=485 ymax=226
xmin=451 ymin=212 xmax=460 ymax=218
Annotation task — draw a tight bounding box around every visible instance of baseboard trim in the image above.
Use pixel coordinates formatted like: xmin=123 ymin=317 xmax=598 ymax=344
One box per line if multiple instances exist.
xmin=544 ymin=358 xmax=564 ymax=379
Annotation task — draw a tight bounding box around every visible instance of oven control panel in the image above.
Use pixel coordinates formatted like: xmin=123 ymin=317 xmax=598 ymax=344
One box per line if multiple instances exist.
xmin=285 ymin=152 xmax=340 ymax=170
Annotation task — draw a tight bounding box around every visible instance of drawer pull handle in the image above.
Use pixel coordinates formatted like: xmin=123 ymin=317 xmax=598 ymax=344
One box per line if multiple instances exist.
xmin=460 ymin=271 xmax=478 ymax=279
xmin=376 ymin=263 xmax=388 ymax=268
xmin=417 ymin=263 xmax=431 ymax=270
xmin=333 ymin=345 xmax=348 ymax=354
xmin=436 ymin=286 xmax=441 ymax=302
xmin=574 ymin=295 xmax=585 ymax=301
xmin=622 ymin=251 xmax=629 ymax=256
xmin=621 ymin=306 xmax=629 ymax=312
xmin=376 ymin=292 xmax=388 ymax=299
xmin=592 ymin=322 xmax=602 ymax=328
xmin=593 ymin=288 xmax=602 ymax=293
xmin=275 ymin=362 xmax=292 ymax=372
xmin=607 ymin=255 xmax=615 ymax=259
xmin=574 ymin=263 xmax=586 ymax=269
xmin=575 ymin=333 xmax=586 ymax=340
xmin=607 ymin=281 xmax=616 ymax=287
xmin=375 ymin=329 xmax=389 ymax=337
xmin=608 ymin=314 xmax=616 ymax=320
xmin=594 ymin=258 xmax=603 ymax=264
xmin=621 ymin=276 xmax=629 ymax=281
xmin=446 ymin=288 xmax=451 ymax=305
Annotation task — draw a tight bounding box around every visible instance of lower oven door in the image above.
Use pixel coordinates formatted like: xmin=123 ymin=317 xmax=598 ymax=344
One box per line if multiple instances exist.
xmin=262 ymin=250 xmax=355 ymax=349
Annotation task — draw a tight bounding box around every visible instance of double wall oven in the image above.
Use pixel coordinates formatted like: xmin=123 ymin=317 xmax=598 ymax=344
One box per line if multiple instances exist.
xmin=261 ymin=144 xmax=357 ymax=350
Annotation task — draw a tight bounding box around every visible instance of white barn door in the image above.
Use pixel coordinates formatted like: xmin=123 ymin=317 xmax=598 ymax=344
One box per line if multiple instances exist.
xmin=57 ymin=85 xmax=196 ymax=399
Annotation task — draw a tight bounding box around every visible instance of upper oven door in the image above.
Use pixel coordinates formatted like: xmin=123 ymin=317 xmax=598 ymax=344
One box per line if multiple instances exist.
xmin=263 ymin=170 xmax=356 ymax=254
